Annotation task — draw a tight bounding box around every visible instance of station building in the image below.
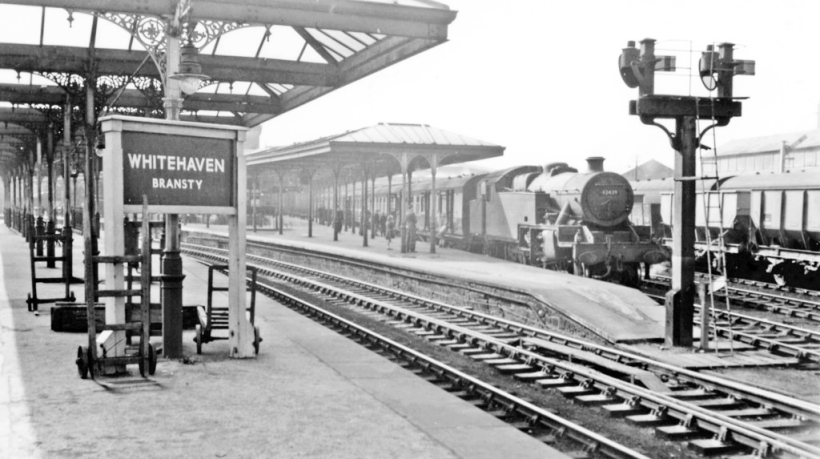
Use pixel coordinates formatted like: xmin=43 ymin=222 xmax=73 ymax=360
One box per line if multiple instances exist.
xmin=699 ymin=107 xmax=820 ymax=176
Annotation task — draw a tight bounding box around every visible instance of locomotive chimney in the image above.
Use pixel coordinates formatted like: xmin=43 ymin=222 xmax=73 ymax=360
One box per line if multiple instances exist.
xmin=586 ymin=156 xmax=605 ymax=173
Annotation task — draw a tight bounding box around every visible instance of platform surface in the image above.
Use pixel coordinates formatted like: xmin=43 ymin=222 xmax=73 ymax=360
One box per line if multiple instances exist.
xmin=0 ymin=223 xmax=567 ymax=458
xmin=186 ymin=217 xmax=665 ymax=343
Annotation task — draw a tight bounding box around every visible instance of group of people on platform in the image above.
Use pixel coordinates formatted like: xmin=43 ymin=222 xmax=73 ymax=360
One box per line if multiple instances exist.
xmin=315 ymin=203 xmax=445 ymax=252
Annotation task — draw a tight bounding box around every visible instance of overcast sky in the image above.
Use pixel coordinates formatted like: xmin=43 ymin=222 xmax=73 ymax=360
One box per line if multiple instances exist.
xmin=258 ymin=0 xmax=820 ymax=175
xmin=0 ymin=1 xmax=817 ymax=176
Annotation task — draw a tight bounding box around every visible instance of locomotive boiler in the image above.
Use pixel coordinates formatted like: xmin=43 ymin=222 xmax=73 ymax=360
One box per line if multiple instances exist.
xmin=517 ymin=157 xmax=666 ymax=284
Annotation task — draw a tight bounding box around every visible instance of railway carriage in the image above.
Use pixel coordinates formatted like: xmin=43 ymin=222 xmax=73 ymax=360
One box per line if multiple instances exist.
xmin=630 ymin=170 xmax=820 ymax=289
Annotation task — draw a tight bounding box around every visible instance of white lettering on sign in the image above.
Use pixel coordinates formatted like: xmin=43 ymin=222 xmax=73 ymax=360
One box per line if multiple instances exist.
xmin=152 ymin=178 xmax=204 ymax=190
xmin=601 ymin=189 xmax=619 ymax=195
xmin=128 ymin=153 xmax=225 ymax=173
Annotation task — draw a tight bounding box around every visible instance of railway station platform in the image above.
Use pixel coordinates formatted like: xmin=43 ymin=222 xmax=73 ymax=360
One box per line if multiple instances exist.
xmin=0 ymin=224 xmax=567 ymax=458
xmin=186 ymin=217 xmax=666 ymax=344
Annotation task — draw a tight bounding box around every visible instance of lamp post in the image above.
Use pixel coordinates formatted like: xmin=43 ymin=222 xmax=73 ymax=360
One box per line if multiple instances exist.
xmin=161 ymin=29 xmax=208 ymax=358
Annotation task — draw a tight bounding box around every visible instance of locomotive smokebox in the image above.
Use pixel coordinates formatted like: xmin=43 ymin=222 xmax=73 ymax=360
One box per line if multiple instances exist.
xmin=586 ymin=156 xmax=605 ymax=173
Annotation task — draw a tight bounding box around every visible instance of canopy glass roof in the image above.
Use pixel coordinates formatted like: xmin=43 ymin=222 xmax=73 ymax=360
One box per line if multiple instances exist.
xmin=0 ymin=0 xmax=456 ymax=169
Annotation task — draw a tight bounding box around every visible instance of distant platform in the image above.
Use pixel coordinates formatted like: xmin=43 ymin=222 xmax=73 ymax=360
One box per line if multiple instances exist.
xmin=184 ymin=217 xmax=666 ymax=343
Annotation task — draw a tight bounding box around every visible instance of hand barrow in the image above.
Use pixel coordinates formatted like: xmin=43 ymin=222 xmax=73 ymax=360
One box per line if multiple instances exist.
xmin=26 ymin=223 xmax=77 ymax=311
xmin=194 ymin=264 xmax=261 ymax=354
xmin=75 ymin=199 xmax=157 ymax=379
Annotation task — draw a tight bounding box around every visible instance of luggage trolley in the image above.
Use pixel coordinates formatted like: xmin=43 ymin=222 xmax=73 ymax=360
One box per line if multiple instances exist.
xmin=75 ymin=201 xmax=157 ymax=378
xmin=26 ymin=223 xmax=78 ymax=311
xmin=194 ymin=264 xmax=261 ymax=354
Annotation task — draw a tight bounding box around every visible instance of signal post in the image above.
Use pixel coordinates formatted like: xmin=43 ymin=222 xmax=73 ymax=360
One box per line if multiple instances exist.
xmin=619 ymin=39 xmax=753 ymax=347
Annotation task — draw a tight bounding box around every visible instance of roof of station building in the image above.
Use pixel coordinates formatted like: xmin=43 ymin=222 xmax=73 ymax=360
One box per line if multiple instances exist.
xmin=715 ymin=129 xmax=820 ymax=157
xmin=245 ymin=123 xmax=504 ymax=179
xmin=621 ymin=159 xmax=674 ymax=180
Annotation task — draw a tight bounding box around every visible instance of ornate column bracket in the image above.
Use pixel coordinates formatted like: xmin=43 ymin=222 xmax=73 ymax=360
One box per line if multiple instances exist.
xmin=98 ymin=9 xmax=250 ymax=84
xmin=33 ymin=73 xmax=130 ymax=125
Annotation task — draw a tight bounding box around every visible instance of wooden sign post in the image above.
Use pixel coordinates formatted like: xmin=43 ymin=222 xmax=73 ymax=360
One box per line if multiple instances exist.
xmin=99 ymin=115 xmax=256 ymax=359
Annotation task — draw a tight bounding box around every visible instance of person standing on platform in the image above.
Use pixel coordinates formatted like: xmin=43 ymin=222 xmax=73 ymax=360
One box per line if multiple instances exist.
xmin=333 ymin=207 xmax=343 ymax=238
xmin=405 ymin=204 xmax=417 ymax=253
xmin=379 ymin=212 xmax=387 ymax=237
xmin=385 ymin=214 xmax=395 ymax=250
xmin=372 ymin=211 xmax=380 ymax=238
xmin=436 ymin=213 xmax=447 ymax=247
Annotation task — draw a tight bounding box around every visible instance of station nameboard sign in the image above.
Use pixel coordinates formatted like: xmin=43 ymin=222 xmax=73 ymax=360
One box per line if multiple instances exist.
xmin=100 ymin=115 xmax=247 ymax=215
xmin=122 ymin=132 xmax=234 ymax=208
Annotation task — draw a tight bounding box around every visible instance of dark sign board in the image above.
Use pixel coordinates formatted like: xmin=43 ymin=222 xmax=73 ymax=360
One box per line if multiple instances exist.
xmin=122 ymin=132 xmax=234 ymax=207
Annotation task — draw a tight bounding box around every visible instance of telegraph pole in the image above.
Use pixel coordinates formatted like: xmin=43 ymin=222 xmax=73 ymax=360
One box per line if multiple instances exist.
xmin=619 ymin=39 xmax=754 ymax=347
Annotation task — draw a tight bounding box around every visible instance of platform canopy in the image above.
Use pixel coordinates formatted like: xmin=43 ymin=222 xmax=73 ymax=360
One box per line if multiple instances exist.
xmin=0 ymin=0 xmax=457 ymax=171
xmin=245 ymin=122 xmax=505 ymax=182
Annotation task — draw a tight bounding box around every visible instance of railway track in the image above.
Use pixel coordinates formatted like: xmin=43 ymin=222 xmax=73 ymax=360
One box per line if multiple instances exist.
xmin=643 ymin=288 xmax=820 ymax=364
xmin=648 ymin=275 xmax=820 ymax=323
xmin=645 ymin=274 xmax=820 ymax=362
xmin=183 ymin=242 xmax=820 ymax=459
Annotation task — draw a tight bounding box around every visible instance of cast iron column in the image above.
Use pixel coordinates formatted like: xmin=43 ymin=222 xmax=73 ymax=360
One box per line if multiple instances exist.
xmin=333 ymin=169 xmax=339 ymax=241
xmin=429 ymin=155 xmax=437 ymax=253
xmin=63 ymin=99 xmax=72 ymax=228
xmin=307 ymin=173 xmax=313 ymax=237
xmin=161 ymin=30 xmax=185 ymax=359
xmin=277 ymin=173 xmax=284 ymax=235
xmin=362 ymin=170 xmax=368 ymax=247
xmin=665 ymin=116 xmax=696 ymax=347
xmin=46 ymin=128 xmax=56 ymax=268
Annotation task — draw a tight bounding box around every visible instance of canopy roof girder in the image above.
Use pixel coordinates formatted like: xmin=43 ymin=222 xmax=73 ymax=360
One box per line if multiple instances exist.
xmin=0 ymin=106 xmax=242 ymax=126
xmin=4 ymin=0 xmax=454 ymax=40
xmin=0 ymin=83 xmax=282 ymax=115
xmin=0 ymin=44 xmax=338 ymax=88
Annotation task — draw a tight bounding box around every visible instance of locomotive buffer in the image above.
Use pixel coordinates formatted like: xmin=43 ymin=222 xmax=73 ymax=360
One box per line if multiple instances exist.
xmin=619 ymin=39 xmax=754 ymax=347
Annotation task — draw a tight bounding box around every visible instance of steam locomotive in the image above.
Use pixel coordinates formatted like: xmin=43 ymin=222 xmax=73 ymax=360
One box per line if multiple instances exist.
xmin=629 ymin=170 xmax=820 ymax=289
xmin=502 ymin=157 xmax=666 ymax=285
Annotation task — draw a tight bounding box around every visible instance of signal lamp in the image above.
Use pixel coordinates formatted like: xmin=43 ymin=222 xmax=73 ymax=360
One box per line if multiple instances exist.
xmin=699 ymin=43 xmax=755 ymax=94
xmin=619 ymin=41 xmax=641 ymax=88
xmin=618 ymin=39 xmax=676 ymax=95
xmin=699 ymin=45 xmax=720 ymax=90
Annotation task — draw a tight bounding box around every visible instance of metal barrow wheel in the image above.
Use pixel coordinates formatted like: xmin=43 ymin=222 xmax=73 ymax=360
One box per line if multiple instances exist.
xmin=148 ymin=343 xmax=157 ymax=376
xmin=253 ymin=326 xmax=262 ymax=355
xmin=76 ymin=346 xmax=89 ymax=379
xmin=195 ymin=324 xmax=203 ymax=355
